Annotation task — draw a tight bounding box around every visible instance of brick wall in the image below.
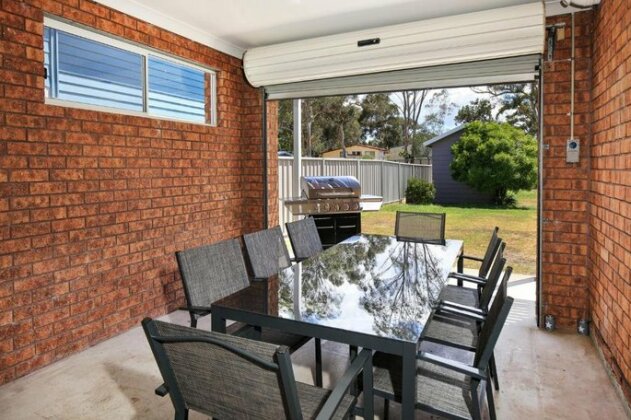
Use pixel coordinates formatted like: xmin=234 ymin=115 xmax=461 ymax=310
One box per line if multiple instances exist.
xmin=0 ymin=0 xmax=270 ymax=383
xmin=541 ymin=11 xmax=593 ymax=327
xmin=590 ymin=0 xmax=631 ymax=403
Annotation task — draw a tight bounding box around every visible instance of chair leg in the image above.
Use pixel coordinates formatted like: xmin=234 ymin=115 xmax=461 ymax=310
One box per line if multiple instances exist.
xmin=471 ymin=380 xmax=482 ymax=420
xmin=189 ymin=313 xmax=197 ymax=328
xmin=315 ymin=338 xmax=323 ymax=387
xmin=349 ymin=345 xmax=358 ymax=396
xmin=174 ymin=408 xmax=189 ymax=420
xmin=486 ymin=379 xmax=497 ymax=420
xmin=490 ymin=353 xmax=500 ymax=391
xmin=383 ymin=398 xmax=390 ymax=420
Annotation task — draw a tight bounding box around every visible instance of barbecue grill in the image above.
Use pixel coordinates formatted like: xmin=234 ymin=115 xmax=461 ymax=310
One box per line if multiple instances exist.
xmin=284 ymin=176 xmax=382 ymax=248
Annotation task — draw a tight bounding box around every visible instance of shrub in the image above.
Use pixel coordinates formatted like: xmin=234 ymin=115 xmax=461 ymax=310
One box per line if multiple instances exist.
xmin=450 ymin=121 xmax=537 ymax=205
xmin=405 ymin=178 xmax=435 ymax=204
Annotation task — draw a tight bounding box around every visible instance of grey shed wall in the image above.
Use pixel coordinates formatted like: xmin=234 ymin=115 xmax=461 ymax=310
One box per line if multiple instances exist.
xmin=429 ymin=130 xmax=494 ymax=205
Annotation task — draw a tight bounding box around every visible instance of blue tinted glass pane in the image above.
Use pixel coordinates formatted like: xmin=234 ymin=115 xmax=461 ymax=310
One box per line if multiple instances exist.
xmin=148 ymin=56 xmax=206 ymax=123
xmin=56 ymin=31 xmax=143 ymax=111
xmin=44 ymin=27 xmax=51 ymax=96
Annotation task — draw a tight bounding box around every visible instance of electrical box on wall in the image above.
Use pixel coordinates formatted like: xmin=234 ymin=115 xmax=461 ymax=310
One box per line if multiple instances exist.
xmin=566 ymin=138 xmax=580 ymax=163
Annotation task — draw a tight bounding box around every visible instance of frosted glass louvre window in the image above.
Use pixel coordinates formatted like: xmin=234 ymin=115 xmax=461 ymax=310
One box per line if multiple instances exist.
xmin=45 ymin=28 xmax=143 ymax=111
xmin=44 ymin=21 xmax=215 ymax=124
xmin=148 ymin=56 xmax=206 ymax=123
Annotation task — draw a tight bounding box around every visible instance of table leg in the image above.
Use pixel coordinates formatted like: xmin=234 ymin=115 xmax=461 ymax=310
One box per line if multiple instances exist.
xmin=457 ymin=245 xmax=464 ymax=286
xmin=211 ymin=312 xmax=226 ymax=333
xmin=401 ymin=342 xmax=417 ymax=419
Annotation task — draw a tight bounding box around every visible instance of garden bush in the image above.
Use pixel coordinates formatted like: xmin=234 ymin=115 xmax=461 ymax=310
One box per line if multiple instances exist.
xmin=405 ymin=177 xmax=435 ymax=204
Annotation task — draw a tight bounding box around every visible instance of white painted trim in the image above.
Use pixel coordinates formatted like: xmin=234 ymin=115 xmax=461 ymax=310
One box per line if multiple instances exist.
xmin=45 ymin=97 xmax=215 ymax=127
xmin=94 ymin=0 xmax=245 ymax=58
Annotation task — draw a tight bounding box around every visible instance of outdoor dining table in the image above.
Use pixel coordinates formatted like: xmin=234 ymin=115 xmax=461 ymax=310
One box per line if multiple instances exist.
xmin=211 ymin=233 xmax=463 ymax=419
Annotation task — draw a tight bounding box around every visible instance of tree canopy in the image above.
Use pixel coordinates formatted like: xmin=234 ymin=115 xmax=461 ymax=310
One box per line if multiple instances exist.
xmin=471 ymin=83 xmax=538 ymax=135
xmin=276 ymin=91 xmax=452 ymax=160
xmin=454 ymin=98 xmax=494 ymax=124
xmin=450 ymin=121 xmax=538 ymax=204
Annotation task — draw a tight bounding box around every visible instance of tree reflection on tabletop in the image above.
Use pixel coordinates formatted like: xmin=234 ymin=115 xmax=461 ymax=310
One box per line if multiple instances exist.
xmin=279 ymin=235 xmax=391 ymax=321
xmin=360 ymin=241 xmax=444 ymax=340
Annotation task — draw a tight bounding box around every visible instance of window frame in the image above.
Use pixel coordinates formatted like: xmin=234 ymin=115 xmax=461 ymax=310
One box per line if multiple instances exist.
xmin=44 ymin=16 xmax=218 ymax=126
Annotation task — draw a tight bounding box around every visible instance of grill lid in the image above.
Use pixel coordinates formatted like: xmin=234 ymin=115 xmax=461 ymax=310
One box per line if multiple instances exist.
xmin=301 ymin=176 xmax=361 ymax=199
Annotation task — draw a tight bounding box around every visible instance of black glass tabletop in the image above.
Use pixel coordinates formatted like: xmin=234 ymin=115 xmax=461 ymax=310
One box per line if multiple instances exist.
xmin=214 ymin=234 xmax=463 ymax=343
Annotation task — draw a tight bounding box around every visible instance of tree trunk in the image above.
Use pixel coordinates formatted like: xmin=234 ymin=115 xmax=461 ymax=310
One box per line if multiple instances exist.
xmin=305 ymin=101 xmax=313 ymax=157
xmin=339 ymin=124 xmax=347 ymax=158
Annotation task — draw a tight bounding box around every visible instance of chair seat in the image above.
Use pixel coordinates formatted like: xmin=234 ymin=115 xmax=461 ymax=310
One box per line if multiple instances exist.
xmin=439 ymin=284 xmax=480 ymax=307
xmin=373 ymin=351 xmax=477 ymax=420
xmin=229 ymin=322 xmax=312 ymax=352
xmin=297 ymin=382 xmax=356 ymax=419
xmin=421 ymin=314 xmax=479 ymax=349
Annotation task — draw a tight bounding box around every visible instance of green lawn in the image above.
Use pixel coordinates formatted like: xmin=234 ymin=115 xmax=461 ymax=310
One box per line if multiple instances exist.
xmin=361 ymin=190 xmax=537 ymax=274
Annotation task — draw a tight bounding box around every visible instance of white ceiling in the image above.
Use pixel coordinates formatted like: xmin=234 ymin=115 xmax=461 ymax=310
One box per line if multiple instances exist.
xmin=96 ymin=0 xmax=583 ymax=58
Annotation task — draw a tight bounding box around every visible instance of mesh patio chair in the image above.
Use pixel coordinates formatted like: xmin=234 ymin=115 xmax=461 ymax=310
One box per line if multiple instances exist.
xmin=425 ymin=267 xmax=512 ymax=391
xmin=243 ymin=226 xmax=292 ymax=280
xmin=286 ymin=217 xmax=324 ymax=262
xmin=439 ymin=243 xmax=506 ymax=311
xmin=176 ymin=238 xmax=323 ymax=386
xmin=394 ymin=211 xmax=446 ymax=245
xmin=452 ymin=227 xmax=501 ymax=286
xmin=142 ymin=318 xmax=373 ymax=420
xmin=372 ymin=287 xmax=514 ymax=420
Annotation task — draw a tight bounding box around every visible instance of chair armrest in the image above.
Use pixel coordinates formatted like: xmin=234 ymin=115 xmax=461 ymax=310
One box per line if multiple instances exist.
xmin=315 ymin=348 xmax=372 ymax=420
xmin=436 ymin=306 xmax=486 ymax=322
xmin=448 ymin=272 xmax=487 ymax=285
xmin=155 ymin=383 xmax=169 ymax=397
xmin=440 ymin=301 xmax=486 ymax=315
xmin=418 ymin=352 xmax=486 ymax=380
xmin=179 ymin=305 xmax=212 ymax=315
xmin=460 ymin=255 xmax=485 ymax=263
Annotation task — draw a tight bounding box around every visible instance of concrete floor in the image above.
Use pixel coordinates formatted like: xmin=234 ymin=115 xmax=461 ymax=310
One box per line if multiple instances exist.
xmin=0 ymin=278 xmax=628 ymax=419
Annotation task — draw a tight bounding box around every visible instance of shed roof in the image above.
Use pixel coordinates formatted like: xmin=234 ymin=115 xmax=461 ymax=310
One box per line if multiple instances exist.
xmin=423 ymin=125 xmax=467 ymax=148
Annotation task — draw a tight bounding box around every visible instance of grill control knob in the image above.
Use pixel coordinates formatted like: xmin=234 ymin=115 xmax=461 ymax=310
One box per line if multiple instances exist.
xmin=334 ymin=203 xmax=340 ymax=211
xmin=343 ymin=203 xmax=350 ymax=211
xmin=323 ymin=202 xmax=330 ymax=211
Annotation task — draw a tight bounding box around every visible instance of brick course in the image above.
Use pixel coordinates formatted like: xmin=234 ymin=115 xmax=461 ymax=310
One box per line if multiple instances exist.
xmin=542 ymin=11 xmax=594 ymax=327
xmin=544 ymin=2 xmax=631 ymax=405
xmin=0 ymin=0 xmax=275 ymax=383
xmin=590 ymin=0 xmax=631 ymax=404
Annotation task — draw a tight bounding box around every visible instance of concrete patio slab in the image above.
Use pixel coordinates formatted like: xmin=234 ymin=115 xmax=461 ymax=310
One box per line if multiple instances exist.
xmin=0 ymin=280 xmax=627 ymax=419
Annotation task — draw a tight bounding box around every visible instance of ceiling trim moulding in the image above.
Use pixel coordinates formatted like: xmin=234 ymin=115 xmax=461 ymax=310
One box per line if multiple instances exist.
xmin=94 ymin=0 xmax=245 ymax=58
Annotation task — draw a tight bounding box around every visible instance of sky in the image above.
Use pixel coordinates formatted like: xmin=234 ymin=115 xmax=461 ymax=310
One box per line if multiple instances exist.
xmin=388 ymin=87 xmax=497 ymax=133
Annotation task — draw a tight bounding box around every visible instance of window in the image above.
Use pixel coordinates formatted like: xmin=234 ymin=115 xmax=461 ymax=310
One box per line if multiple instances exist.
xmin=43 ymin=18 xmax=216 ymax=125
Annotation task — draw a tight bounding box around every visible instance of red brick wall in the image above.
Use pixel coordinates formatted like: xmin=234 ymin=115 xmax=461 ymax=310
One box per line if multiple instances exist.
xmin=0 ymin=0 xmax=269 ymax=383
xmin=590 ymin=0 xmax=631 ymax=403
xmin=541 ymin=11 xmax=593 ymax=327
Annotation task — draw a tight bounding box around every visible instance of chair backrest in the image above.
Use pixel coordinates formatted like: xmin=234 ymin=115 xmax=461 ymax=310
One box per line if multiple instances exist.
xmin=285 ymin=217 xmax=323 ymax=261
xmin=478 ymin=227 xmax=501 ymax=277
xmin=244 ymin=226 xmax=292 ymax=279
xmin=395 ymin=211 xmax=446 ymax=245
xmin=142 ymin=318 xmax=302 ymax=420
xmin=176 ymin=238 xmax=250 ymax=309
xmin=474 ymin=275 xmax=514 ymax=369
xmin=478 ymin=242 xmax=506 ymax=311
